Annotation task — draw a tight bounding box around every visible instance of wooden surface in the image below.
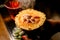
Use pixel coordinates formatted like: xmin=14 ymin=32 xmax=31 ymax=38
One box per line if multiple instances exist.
xmin=0 ymin=14 xmax=10 ymax=40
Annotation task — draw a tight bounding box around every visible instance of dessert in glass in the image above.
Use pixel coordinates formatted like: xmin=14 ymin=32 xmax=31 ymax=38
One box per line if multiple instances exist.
xmin=4 ymin=0 xmax=22 ymax=20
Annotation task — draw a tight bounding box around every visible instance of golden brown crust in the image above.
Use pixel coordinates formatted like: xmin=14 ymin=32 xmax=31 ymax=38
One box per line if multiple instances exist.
xmin=15 ymin=9 xmax=46 ymax=30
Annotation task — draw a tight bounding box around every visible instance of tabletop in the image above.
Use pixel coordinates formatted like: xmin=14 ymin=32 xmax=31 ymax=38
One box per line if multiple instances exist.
xmin=0 ymin=14 xmax=10 ymax=40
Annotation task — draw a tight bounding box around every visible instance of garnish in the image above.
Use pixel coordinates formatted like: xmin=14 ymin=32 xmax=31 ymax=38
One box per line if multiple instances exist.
xmin=12 ymin=28 xmax=24 ymax=40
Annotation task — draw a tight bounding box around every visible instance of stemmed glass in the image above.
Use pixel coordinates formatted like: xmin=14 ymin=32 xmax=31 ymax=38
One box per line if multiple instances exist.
xmin=4 ymin=0 xmax=22 ymax=20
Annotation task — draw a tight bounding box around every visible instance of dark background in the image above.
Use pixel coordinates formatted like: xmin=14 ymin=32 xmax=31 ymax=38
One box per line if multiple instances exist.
xmin=0 ymin=0 xmax=60 ymax=40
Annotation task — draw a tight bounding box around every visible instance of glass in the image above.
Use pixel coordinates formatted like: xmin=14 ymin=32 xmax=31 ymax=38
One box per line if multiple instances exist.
xmin=4 ymin=0 xmax=22 ymax=20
